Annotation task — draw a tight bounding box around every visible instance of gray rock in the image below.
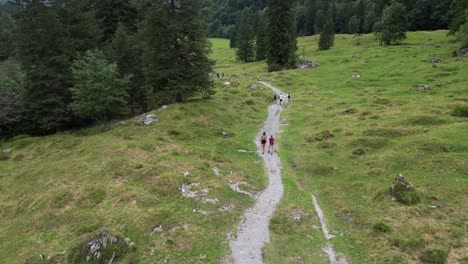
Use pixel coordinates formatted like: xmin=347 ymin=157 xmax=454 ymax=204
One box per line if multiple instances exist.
xmin=222 ymin=131 xmax=230 ymax=137
xmin=143 ymin=114 xmax=158 ymax=125
xmin=183 ymin=171 xmax=190 ymax=177
xmin=3 ymin=148 xmax=12 ymax=154
xmin=415 ymin=85 xmax=431 ymax=92
xmin=212 ymin=167 xmax=220 ymax=176
xmin=431 ymin=58 xmax=444 ymax=63
xmin=247 ymin=84 xmax=258 ymax=90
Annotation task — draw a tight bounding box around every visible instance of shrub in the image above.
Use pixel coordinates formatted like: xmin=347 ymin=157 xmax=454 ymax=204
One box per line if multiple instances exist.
xmin=268 ymin=63 xmax=283 ymax=72
xmin=420 ymin=248 xmax=448 ymax=264
xmin=373 ymin=221 xmax=392 ymax=233
xmin=451 ymin=104 xmax=468 ymax=117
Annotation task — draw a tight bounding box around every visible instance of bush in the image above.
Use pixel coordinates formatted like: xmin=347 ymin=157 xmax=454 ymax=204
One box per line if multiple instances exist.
xmin=268 ymin=63 xmax=283 ymax=72
xmin=373 ymin=221 xmax=392 ymax=233
xmin=420 ymin=248 xmax=448 ymax=264
xmin=451 ymin=104 xmax=468 ymax=117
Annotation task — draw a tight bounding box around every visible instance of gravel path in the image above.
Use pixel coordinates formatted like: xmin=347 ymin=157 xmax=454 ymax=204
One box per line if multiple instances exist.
xmin=229 ymin=81 xmax=285 ymax=264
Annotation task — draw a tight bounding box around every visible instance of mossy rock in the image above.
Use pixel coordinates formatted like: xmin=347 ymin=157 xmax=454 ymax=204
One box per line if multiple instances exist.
xmin=420 ymin=248 xmax=449 ymax=264
xmin=394 ymin=187 xmax=421 ymax=205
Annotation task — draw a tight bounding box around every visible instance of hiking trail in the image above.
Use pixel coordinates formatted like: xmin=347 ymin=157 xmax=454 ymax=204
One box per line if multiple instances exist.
xmin=229 ymin=81 xmax=285 ymax=264
xmin=229 ymin=82 xmax=349 ymax=264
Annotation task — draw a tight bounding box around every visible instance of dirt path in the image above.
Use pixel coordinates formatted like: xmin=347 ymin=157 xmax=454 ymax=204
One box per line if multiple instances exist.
xmin=229 ymin=81 xmax=285 ymax=264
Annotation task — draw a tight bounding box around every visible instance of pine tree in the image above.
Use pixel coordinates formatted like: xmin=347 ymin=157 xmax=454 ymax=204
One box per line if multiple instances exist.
xmin=16 ymin=1 xmax=73 ymax=132
xmin=92 ymin=0 xmax=138 ymax=44
xmin=70 ymin=50 xmax=129 ymax=124
xmin=236 ymin=9 xmax=255 ymax=62
xmin=266 ymin=0 xmax=297 ymax=71
xmin=375 ymin=1 xmax=408 ymax=45
xmin=255 ymin=16 xmax=268 ymax=61
xmin=0 ymin=10 xmax=15 ymax=61
xmin=318 ymin=16 xmax=335 ymax=50
xmin=348 ymin=15 xmax=360 ymax=34
xmin=141 ymin=0 xmax=213 ymax=104
xmin=314 ymin=9 xmax=326 ymax=34
xmin=110 ymin=24 xmax=152 ymax=114
xmin=363 ymin=1 xmax=376 ymax=33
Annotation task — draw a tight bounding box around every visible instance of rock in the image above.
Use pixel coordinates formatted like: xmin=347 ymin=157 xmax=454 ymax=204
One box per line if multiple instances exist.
xmin=224 ymin=81 xmax=231 ymax=86
xmin=183 ymin=171 xmax=190 ymax=177
xmin=351 ymin=74 xmax=361 ymax=79
xmin=180 ymin=183 xmax=200 ymax=199
xmin=390 ymin=174 xmax=421 ymax=205
xmin=82 ymin=232 xmax=126 ymax=262
xmin=161 ymin=105 xmax=168 ymax=109
xmin=212 ymin=167 xmax=220 ymax=176
xmin=143 ymin=114 xmax=158 ymax=125
xmin=222 ymin=131 xmax=230 ymax=137
xmin=247 ymin=84 xmax=258 ymax=90
xmin=431 ymin=58 xmax=443 ymax=63
xmin=415 ymin=85 xmax=431 ymax=92
xmin=297 ymin=60 xmax=318 ymax=69
xmin=228 ymin=180 xmax=254 ymax=198
xmin=429 ymin=205 xmax=437 ymax=209
xmin=3 ymin=148 xmax=12 ymax=154
xmin=152 ymin=225 xmax=163 ymax=234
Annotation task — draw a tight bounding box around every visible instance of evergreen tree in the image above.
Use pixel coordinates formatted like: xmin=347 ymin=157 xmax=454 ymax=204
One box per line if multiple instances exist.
xmin=266 ymin=0 xmax=297 ymax=71
xmin=70 ymin=50 xmax=129 ymax=124
xmin=304 ymin=0 xmax=317 ymax=35
xmin=449 ymin=0 xmax=468 ymax=35
xmin=92 ymin=0 xmax=138 ymax=44
xmin=314 ymin=9 xmax=326 ymax=34
xmin=16 ymin=1 xmax=73 ymax=132
xmin=255 ymin=15 xmax=268 ymax=61
xmin=348 ymin=15 xmax=360 ymax=34
xmin=236 ymin=9 xmax=255 ymax=62
xmin=141 ymin=0 xmax=213 ymax=104
xmin=0 ymin=10 xmax=15 ymax=61
xmin=375 ymin=1 xmax=408 ymax=45
xmin=456 ymin=11 xmax=468 ymax=47
xmin=363 ymin=1 xmax=377 ymax=33
xmin=318 ymin=16 xmax=335 ymax=50
xmin=110 ymin=24 xmax=151 ymax=114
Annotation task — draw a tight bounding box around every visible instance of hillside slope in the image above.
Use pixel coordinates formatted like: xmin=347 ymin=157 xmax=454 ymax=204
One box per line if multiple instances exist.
xmin=0 ymin=74 xmax=271 ymax=262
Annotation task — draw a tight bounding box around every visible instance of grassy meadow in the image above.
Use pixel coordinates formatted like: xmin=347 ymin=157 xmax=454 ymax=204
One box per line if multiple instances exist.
xmin=262 ymin=32 xmax=468 ymax=263
xmin=0 ymin=31 xmax=466 ymax=263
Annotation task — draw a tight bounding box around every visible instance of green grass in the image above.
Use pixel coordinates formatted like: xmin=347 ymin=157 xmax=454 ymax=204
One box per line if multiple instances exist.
xmin=265 ymin=31 xmax=468 ymax=263
xmin=1 ymin=32 xmax=467 ymax=263
xmin=0 ymin=67 xmax=271 ymax=262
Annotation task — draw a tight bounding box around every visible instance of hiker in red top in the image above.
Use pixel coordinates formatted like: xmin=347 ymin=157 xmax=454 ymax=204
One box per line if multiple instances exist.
xmin=268 ymin=135 xmax=275 ymax=155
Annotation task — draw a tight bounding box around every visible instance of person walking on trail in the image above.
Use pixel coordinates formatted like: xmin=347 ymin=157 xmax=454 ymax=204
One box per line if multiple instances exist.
xmin=279 ymin=93 xmax=284 ymax=105
xmin=273 ymin=93 xmax=277 ymax=104
xmin=260 ymin=132 xmax=267 ymax=154
xmin=268 ymin=135 xmax=275 ymax=154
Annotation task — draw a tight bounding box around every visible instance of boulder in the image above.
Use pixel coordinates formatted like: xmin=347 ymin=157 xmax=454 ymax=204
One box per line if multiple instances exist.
xmin=297 ymin=60 xmax=318 ymax=69
xmin=415 ymin=85 xmax=431 ymax=92
xmin=3 ymin=148 xmax=12 ymax=154
xmin=390 ymin=174 xmax=420 ymax=205
xmin=143 ymin=114 xmax=158 ymax=125
xmin=431 ymin=58 xmax=444 ymax=63
xmin=247 ymin=84 xmax=258 ymax=90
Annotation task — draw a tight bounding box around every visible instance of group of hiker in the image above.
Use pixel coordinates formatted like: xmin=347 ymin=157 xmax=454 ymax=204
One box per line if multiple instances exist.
xmin=273 ymin=92 xmax=291 ymax=105
xmin=260 ymin=132 xmax=275 ymax=155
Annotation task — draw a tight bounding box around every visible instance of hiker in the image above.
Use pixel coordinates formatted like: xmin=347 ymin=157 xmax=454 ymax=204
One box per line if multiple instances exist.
xmin=287 ymin=93 xmax=291 ymax=102
xmin=273 ymin=93 xmax=277 ymax=104
xmin=216 ymin=72 xmax=220 ymax=79
xmin=268 ymin=135 xmax=275 ymax=154
xmin=260 ymin=132 xmax=267 ymax=154
xmin=279 ymin=93 xmax=283 ymax=105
